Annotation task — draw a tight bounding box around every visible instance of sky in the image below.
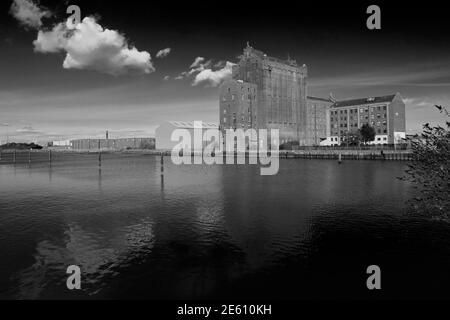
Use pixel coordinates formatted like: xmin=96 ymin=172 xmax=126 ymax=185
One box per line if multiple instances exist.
xmin=1 ymin=0 xmax=450 ymax=143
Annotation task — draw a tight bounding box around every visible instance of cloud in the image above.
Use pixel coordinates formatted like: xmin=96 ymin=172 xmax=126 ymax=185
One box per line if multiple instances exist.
xmin=192 ymin=61 xmax=235 ymax=87
xmin=156 ymin=48 xmax=171 ymax=58
xmin=9 ymin=0 xmax=51 ymax=29
xmin=173 ymin=57 xmax=233 ymax=86
xmin=33 ymin=17 xmax=154 ymax=75
xmin=190 ymin=57 xmax=205 ymax=69
xmin=16 ymin=125 xmax=41 ymax=134
xmin=163 ymin=75 xmax=170 ymax=81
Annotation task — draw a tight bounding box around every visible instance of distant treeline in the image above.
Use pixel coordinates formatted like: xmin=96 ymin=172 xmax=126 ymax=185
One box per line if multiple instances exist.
xmin=0 ymin=143 xmax=43 ymax=150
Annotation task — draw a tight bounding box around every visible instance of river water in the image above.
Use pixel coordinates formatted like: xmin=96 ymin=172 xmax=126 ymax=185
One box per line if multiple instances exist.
xmin=1 ymin=154 xmax=449 ymax=299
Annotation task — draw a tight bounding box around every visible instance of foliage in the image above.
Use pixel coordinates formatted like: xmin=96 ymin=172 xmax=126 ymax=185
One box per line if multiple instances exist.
xmin=404 ymin=105 xmax=450 ymax=220
xmin=0 ymin=142 xmax=43 ymax=150
xmin=359 ymin=124 xmax=376 ymax=144
xmin=340 ymin=130 xmax=362 ymax=146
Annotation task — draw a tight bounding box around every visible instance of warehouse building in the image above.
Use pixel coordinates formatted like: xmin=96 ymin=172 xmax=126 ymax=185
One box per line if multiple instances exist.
xmin=326 ymin=93 xmax=406 ymax=145
xmin=155 ymin=121 xmax=218 ymax=150
xmin=70 ymin=137 xmax=155 ymax=150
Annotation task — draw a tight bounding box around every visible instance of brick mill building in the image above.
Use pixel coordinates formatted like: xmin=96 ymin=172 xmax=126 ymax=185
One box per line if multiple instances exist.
xmin=219 ymin=43 xmax=310 ymax=146
xmin=219 ymin=44 xmax=406 ymax=147
xmin=325 ymin=93 xmax=406 ymax=145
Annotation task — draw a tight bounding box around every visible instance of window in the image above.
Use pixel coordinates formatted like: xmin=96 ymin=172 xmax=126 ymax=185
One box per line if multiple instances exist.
xmin=224 ymin=109 xmax=227 ymax=114
xmin=223 ymin=118 xmax=226 ymax=123
xmin=232 ymin=94 xmax=235 ymax=101
xmin=377 ymin=137 xmax=381 ymax=141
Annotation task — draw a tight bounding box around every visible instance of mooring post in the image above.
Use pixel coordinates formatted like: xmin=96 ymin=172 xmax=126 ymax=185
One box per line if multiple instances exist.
xmin=28 ymin=148 xmax=31 ymax=164
xmin=160 ymin=152 xmax=164 ymax=176
xmin=48 ymin=149 xmax=52 ymax=164
xmin=98 ymin=140 xmax=101 ymax=168
xmin=338 ymin=153 xmax=342 ymax=164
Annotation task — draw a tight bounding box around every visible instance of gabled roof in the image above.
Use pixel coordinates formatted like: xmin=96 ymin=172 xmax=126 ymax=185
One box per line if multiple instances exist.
xmin=307 ymin=96 xmax=333 ymax=103
xmin=168 ymin=121 xmax=218 ymax=129
xmin=332 ymin=94 xmax=397 ymax=108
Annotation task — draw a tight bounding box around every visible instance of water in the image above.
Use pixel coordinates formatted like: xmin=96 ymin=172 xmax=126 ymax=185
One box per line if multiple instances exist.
xmin=1 ymin=154 xmax=450 ymax=299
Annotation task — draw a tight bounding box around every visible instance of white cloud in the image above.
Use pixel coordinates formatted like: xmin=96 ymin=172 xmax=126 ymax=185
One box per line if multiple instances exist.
xmin=16 ymin=125 xmax=41 ymax=134
xmin=163 ymin=75 xmax=170 ymax=81
xmin=190 ymin=57 xmax=205 ymax=69
xmin=33 ymin=17 xmax=154 ymax=75
xmin=156 ymin=48 xmax=171 ymax=58
xmin=192 ymin=61 xmax=235 ymax=87
xmin=9 ymin=0 xmax=51 ymax=29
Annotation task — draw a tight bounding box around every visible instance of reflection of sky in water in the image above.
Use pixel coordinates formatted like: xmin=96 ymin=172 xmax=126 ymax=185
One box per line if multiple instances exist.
xmin=1 ymin=155 xmax=432 ymax=299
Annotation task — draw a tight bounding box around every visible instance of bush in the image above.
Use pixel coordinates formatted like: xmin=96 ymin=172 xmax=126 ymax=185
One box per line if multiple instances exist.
xmin=404 ymin=105 xmax=450 ymax=220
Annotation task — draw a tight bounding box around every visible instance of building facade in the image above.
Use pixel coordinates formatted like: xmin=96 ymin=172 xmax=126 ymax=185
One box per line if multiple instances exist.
xmin=326 ymin=93 xmax=406 ymax=145
xmin=155 ymin=121 xmax=218 ymax=150
xmin=71 ymin=138 xmax=155 ymax=150
xmin=220 ymin=43 xmax=309 ymax=145
xmin=306 ymin=96 xmax=333 ymax=146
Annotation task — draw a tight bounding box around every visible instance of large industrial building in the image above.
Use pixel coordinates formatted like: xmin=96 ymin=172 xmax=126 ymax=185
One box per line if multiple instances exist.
xmin=219 ymin=44 xmax=407 ymax=147
xmin=219 ymin=43 xmax=310 ymax=146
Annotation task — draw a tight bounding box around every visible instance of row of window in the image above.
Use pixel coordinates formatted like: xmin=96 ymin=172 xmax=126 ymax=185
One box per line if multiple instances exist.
xmin=330 ymin=136 xmax=388 ymax=142
xmin=331 ymin=113 xmax=387 ymax=122
xmin=330 ymin=105 xmax=387 ymax=115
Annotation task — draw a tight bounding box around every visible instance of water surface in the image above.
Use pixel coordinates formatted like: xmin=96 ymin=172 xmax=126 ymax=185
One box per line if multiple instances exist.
xmin=1 ymin=154 xmax=449 ymax=299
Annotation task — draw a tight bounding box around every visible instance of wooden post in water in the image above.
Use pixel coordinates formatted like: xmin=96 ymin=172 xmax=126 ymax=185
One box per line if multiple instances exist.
xmin=98 ymin=140 xmax=101 ymax=168
xmin=48 ymin=150 xmax=52 ymax=164
xmin=338 ymin=153 xmax=342 ymax=164
xmin=160 ymin=153 xmax=164 ymax=176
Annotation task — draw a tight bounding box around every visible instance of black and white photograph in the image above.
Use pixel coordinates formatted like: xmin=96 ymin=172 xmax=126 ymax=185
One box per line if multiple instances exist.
xmin=1 ymin=0 xmax=450 ymax=313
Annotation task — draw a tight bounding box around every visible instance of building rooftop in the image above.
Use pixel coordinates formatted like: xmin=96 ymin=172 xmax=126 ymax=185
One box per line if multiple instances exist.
xmin=168 ymin=121 xmax=218 ymax=129
xmin=307 ymin=96 xmax=333 ymax=103
xmin=331 ymin=94 xmax=397 ymax=108
xmin=244 ymin=43 xmax=300 ymax=68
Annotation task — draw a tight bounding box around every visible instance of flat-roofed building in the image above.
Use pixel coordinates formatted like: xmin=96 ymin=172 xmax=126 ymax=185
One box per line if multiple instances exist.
xmin=70 ymin=138 xmax=155 ymax=150
xmin=328 ymin=93 xmax=406 ymax=145
xmin=155 ymin=121 xmax=218 ymax=150
xmin=306 ymin=96 xmax=333 ymax=146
